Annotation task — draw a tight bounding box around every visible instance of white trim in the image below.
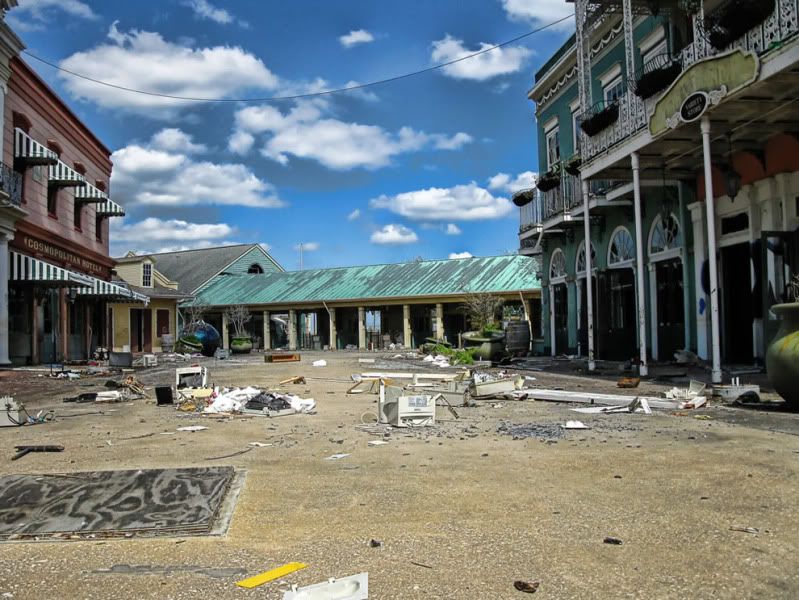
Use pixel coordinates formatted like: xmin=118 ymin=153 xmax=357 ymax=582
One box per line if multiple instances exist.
xmin=549 ymin=248 xmax=568 ymax=282
xmin=647 ymin=212 xmax=683 ymax=261
xmin=568 ymin=98 xmax=580 ymax=113
xmin=542 ymin=115 xmax=559 ymax=133
xmin=598 ymin=63 xmax=622 ymax=89
xmin=607 ymin=225 xmax=635 ymax=268
xmin=546 ymin=126 xmax=560 ymax=170
xmin=642 ymin=39 xmax=668 ymax=66
xmin=638 ymin=25 xmax=665 ymax=56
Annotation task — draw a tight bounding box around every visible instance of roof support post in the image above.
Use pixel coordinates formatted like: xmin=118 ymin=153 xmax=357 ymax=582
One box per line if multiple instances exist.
xmin=0 ymin=231 xmax=10 ymax=365
xmin=328 ymin=306 xmax=337 ymax=351
xmin=222 ymin=310 xmax=229 ymax=350
xmin=701 ymin=116 xmax=722 ymax=383
xmin=403 ymin=304 xmax=412 ymax=349
xmin=435 ymin=303 xmax=444 ymax=342
xmin=581 ymin=180 xmax=595 ymax=371
xmin=288 ymin=309 xmax=297 ymax=351
xmin=262 ymin=310 xmax=271 ymax=351
xmin=358 ymin=306 xmax=367 ymax=350
xmin=631 ymin=151 xmax=648 ymax=376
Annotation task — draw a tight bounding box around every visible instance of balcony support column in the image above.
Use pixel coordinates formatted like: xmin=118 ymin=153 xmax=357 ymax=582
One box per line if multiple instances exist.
xmin=0 ymin=230 xmax=11 ymax=366
xmin=631 ymin=152 xmax=649 ymax=377
xmin=581 ymin=180 xmax=595 ymax=371
xmin=701 ymin=116 xmax=722 ymax=383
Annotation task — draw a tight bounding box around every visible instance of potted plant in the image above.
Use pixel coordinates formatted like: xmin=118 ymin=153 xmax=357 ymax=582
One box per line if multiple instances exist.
xmin=705 ymin=0 xmax=774 ymax=50
xmin=536 ymin=167 xmax=561 ymax=193
xmin=766 ymin=274 xmax=799 ymax=406
xmin=225 ymin=305 xmax=253 ymax=353
xmin=460 ymin=291 xmax=506 ymax=360
xmin=564 ymin=155 xmax=582 ymax=176
xmin=579 ymin=100 xmax=620 ymax=137
xmin=512 ymin=188 xmax=536 ymax=207
xmin=633 ymin=54 xmax=682 ymax=99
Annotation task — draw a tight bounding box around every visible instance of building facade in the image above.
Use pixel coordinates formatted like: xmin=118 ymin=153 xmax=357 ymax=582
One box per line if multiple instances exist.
xmin=0 ymin=26 xmax=141 ymax=364
xmin=518 ymin=0 xmax=799 ymax=381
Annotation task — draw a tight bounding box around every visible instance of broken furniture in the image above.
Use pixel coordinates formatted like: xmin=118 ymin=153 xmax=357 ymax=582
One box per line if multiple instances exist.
xmin=264 ymin=352 xmax=301 ymax=363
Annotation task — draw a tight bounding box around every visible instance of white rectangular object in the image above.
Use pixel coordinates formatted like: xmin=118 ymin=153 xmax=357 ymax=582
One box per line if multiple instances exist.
xmin=143 ymin=354 xmax=157 ymax=367
xmin=175 ymin=366 xmax=207 ymax=389
xmin=283 ymin=572 xmax=368 ymax=600
xmin=0 ymin=397 xmax=27 ymax=427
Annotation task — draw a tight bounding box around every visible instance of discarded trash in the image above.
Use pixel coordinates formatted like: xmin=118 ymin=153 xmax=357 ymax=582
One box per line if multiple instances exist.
xmin=325 ymin=453 xmax=350 ymax=460
xmin=498 ymin=421 xmax=563 ymax=440
xmin=712 ymin=380 xmax=760 ymax=402
xmin=572 ymin=398 xmax=652 ymax=415
xmin=176 ymin=366 xmax=208 ymax=389
xmin=204 ymin=387 xmax=261 ymax=414
xmin=562 ymin=420 xmax=589 ymax=429
xmin=368 ymin=440 xmax=389 ymax=446
xmin=409 ymin=561 xmax=433 ymax=569
xmin=665 ymin=380 xmax=706 ymax=402
xmin=513 ymin=580 xmax=541 ymax=593
xmin=369 ymin=539 xmax=383 ymax=547
xmin=265 ymin=352 xmax=301 ymax=363
xmin=283 ymin=572 xmax=368 ymax=600
xmin=528 ymin=389 xmax=678 ymax=410
xmin=617 ymin=377 xmax=640 ymax=388
xmin=729 ymin=526 xmax=759 ymax=534
xmin=279 ymin=376 xmax=306 ymax=385
xmin=12 ymin=444 xmax=64 ymax=461
xmin=236 ymin=562 xmax=308 ymax=589
xmin=243 ymin=391 xmax=316 ymax=416
xmin=694 ymin=415 xmax=712 ymax=421
xmin=679 ymin=395 xmax=707 ymax=410
xmin=313 ymin=360 xmax=327 ymax=367
xmin=674 ymin=349 xmax=701 ymax=365
xmin=176 ymin=425 xmax=208 ymax=432
xmin=603 ymin=536 xmax=623 ymax=545
xmin=204 ymin=447 xmax=253 ymax=461
xmin=248 ymin=442 xmax=272 ymax=447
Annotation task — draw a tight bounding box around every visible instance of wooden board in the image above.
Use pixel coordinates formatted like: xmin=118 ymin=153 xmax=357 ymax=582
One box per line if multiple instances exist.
xmin=264 ymin=353 xmax=301 ymax=363
xmin=236 ymin=562 xmax=307 ymax=589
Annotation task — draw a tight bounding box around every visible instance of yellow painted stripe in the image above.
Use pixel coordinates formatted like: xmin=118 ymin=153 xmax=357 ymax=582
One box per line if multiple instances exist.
xmin=236 ymin=562 xmax=308 ymax=589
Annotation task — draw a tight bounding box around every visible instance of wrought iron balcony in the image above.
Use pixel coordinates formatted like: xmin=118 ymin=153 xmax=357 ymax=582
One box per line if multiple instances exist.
xmin=0 ymin=162 xmax=23 ymax=207
xmin=540 ymin=169 xmax=583 ymax=222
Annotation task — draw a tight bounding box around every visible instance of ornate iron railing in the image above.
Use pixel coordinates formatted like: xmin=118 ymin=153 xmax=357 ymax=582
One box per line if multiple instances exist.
xmin=541 ymin=170 xmax=582 ymax=222
xmin=0 ymin=162 xmax=22 ymax=207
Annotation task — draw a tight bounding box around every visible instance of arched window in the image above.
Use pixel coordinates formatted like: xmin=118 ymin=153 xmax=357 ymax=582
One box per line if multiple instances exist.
xmin=575 ymin=241 xmax=597 ymax=276
xmin=247 ymin=263 xmax=264 ymax=274
xmin=608 ymin=227 xmax=635 ymax=267
xmin=549 ymin=248 xmax=567 ymax=281
xmin=649 ymin=213 xmax=682 ymax=255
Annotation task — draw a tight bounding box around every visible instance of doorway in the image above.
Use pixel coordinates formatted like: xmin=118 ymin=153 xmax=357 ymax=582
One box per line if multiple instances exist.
xmin=605 ymin=269 xmax=636 ymax=360
xmin=577 ymin=277 xmax=597 ymax=357
xmin=655 ymin=258 xmax=685 ymax=360
xmin=552 ymin=283 xmax=568 ymax=355
xmin=721 ymin=242 xmax=754 ymax=363
xmin=130 ymin=308 xmax=152 ymax=353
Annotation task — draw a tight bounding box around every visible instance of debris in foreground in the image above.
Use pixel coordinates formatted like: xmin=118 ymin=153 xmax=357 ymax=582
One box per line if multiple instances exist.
xmin=603 ymin=536 xmax=623 ymax=545
xmin=729 ymin=526 xmax=759 ymax=534
xmin=283 ymin=572 xmax=368 ymax=600
xmin=325 ymin=453 xmax=350 ymax=460
xmin=497 ymin=421 xmax=563 ymax=441
xmin=12 ymin=445 xmax=64 ymax=461
xmin=236 ymin=562 xmax=308 ymax=589
xmin=514 ymin=579 xmax=541 ymax=593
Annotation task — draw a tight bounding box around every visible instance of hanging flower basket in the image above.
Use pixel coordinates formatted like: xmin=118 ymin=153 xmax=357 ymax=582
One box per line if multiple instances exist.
xmin=536 ymin=170 xmax=560 ymax=193
xmin=705 ymin=0 xmax=775 ymax=50
xmin=564 ymin=155 xmax=582 ymax=176
xmin=633 ymin=54 xmax=682 ymax=99
xmin=579 ymin=101 xmax=620 ymax=137
xmin=512 ymin=188 xmax=536 ymax=207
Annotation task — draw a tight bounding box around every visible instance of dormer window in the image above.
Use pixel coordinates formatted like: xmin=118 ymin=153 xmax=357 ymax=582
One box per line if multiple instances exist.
xmin=247 ymin=263 xmax=264 ymax=274
xmin=142 ymin=263 xmax=152 ymax=287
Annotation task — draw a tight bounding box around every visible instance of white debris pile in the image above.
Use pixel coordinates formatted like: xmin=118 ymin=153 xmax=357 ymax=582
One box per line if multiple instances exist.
xmin=664 ymin=380 xmax=708 ymax=408
xmin=423 ymin=354 xmax=451 ymax=368
xmin=203 ymin=386 xmax=262 ymax=413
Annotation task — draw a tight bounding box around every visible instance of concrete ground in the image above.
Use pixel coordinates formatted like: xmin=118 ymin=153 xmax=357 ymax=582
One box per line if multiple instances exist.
xmin=0 ymin=351 xmax=798 ymax=599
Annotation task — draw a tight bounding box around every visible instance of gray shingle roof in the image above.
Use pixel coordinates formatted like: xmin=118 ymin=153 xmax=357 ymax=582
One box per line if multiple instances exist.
xmin=142 ymin=244 xmax=259 ymax=294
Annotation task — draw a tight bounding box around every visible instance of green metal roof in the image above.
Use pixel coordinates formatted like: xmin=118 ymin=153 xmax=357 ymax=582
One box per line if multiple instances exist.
xmin=190 ymin=255 xmax=541 ymax=308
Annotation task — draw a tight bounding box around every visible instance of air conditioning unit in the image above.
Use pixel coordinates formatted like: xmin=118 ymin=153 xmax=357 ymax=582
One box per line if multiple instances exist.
xmin=1 ymin=397 xmax=28 ymax=427
xmin=378 ymin=382 xmax=434 ymax=427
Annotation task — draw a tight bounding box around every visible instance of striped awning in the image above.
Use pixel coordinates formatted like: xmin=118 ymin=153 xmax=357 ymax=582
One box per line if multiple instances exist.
xmin=76 ymin=277 xmax=149 ymax=304
xmin=49 ymin=160 xmax=87 ymax=188
xmin=13 ymin=128 xmax=58 ymax=166
xmin=96 ymin=197 xmax=125 ymax=217
xmin=9 ymin=251 xmax=93 ymax=287
xmin=74 ymin=182 xmax=108 ymax=204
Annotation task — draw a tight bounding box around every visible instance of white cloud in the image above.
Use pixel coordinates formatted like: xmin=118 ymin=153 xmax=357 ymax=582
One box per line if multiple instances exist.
xmin=112 ymin=217 xmax=235 ymax=242
xmin=227 ymin=131 xmax=255 ymax=154
xmin=347 ymin=209 xmax=361 ymax=221
xmin=7 ymin=0 xmax=97 ymax=31
xmin=431 ymin=35 xmax=531 ymax=81
xmin=151 ymin=128 xmax=207 ymax=154
xmin=111 ymin=129 xmax=284 ymax=208
xmin=487 ymin=170 xmax=537 ymax=193
xmin=370 ymin=224 xmax=418 ymax=245
xmin=294 ymin=242 xmax=320 ymax=251
xmin=370 ymin=182 xmax=513 ymax=221
xmin=183 ymin=0 xmax=233 ymax=24
xmin=501 ymin=0 xmax=574 ymax=29
xmin=231 ymin=100 xmax=472 ymax=170
xmin=445 ymin=223 xmax=462 ymax=235
xmin=58 ymin=22 xmax=278 ymax=114
xmin=449 ymin=252 xmax=473 ymax=259
xmin=339 ymin=29 xmax=375 ymax=48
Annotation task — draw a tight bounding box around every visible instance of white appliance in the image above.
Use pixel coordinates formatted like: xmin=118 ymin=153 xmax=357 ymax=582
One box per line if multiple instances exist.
xmin=175 ymin=366 xmax=208 ymax=389
xmin=1 ymin=397 xmax=28 ymax=427
xmin=378 ymin=382 xmax=435 ymax=427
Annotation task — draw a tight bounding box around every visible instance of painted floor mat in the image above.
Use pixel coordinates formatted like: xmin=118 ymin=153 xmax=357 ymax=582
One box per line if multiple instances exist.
xmin=0 ymin=466 xmax=236 ymax=541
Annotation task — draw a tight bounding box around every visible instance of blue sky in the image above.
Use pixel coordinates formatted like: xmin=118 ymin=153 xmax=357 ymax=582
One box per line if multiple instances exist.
xmin=8 ymin=0 xmax=573 ymax=270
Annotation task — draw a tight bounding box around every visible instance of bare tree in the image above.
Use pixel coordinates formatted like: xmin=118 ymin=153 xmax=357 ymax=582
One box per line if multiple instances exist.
xmin=225 ymin=305 xmax=252 ymax=337
xmin=181 ymin=300 xmax=208 ymax=334
xmin=461 ymin=291 xmax=504 ymax=334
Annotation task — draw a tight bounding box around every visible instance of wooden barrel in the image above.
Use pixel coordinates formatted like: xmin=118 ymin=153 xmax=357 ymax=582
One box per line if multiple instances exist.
xmin=505 ymin=321 xmax=531 ymax=355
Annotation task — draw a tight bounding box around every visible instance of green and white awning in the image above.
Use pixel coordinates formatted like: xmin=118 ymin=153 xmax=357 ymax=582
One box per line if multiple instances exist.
xmin=49 ymin=160 xmax=87 ymax=188
xmin=74 ymin=182 xmax=108 ymax=204
xmin=96 ymin=197 xmax=125 ymax=217
xmin=76 ymin=277 xmax=149 ymax=304
xmin=9 ymin=251 xmax=93 ymax=287
xmin=13 ymin=128 xmax=58 ymax=166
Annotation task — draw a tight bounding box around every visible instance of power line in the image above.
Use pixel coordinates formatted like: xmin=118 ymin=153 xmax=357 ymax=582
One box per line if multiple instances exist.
xmin=21 ymin=14 xmax=572 ymax=103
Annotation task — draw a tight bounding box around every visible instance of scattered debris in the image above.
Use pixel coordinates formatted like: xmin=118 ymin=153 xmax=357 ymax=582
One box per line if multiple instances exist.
xmin=204 ymin=447 xmax=253 ymax=461
xmin=562 ymin=420 xmax=589 ymax=429
xmin=513 ymin=580 xmax=541 ymax=593
xmin=12 ymin=445 xmax=64 ymax=461
xmin=712 ymin=378 xmax=760 ymax=402
xmin=368 ymin=440 xmax=389 ymax=446
xmin=248 ymin=442 xmax=272 ymax=447
xmin=279 ymin=376 xmax=306 ymax=385
xmin=0 ymin=397 xmax=31 ymax=427
xmin=617 ymin=377 xmax=640 ymax=388
xmin=664 ymin=380 xmax=706 ymax=405
xmin=93 ymin=564 xmax=246 ymax=579
xmin=325 ymin=453 xmax=350 ymax=460
xmin=526 ymin=389 xmax=678 ymax=410
xmin=378 ymin=383 xmax=435 ymax=427
xmin=176 ymin=366 xmax=208 ymax=389
xmin=674 ymin=349 xmax=701 ymax=365
xmin=730 ymin=526 xmax=759 ymax=534
xmin=313 ymin=359 xmax=327 ymax=367
xmin=283 ymin=572 xmax=368 ymax=600
xmin=603 ymin=536 xmax=623 ymax=545
xmin=410 ymin=561 xmax=433 ymax=569
xmin=369 ymin=539 xmax=383 ymax=547
xmin=176 ymin=425 xmax=208 ymax=432
xmin=265 ymin=352 xmax=301 ymax=363
xmin=497 ymin=422 xmax=563 ymax=441
xmin=694 ymin=415 xmax=713 ymax=421
xmin=236 ymin=562 xmax=308 ymax=589
xmin=572 ymin=398 xmax=652 ymax=415
xmin=243 ymin=391 xmax=316 ymax=416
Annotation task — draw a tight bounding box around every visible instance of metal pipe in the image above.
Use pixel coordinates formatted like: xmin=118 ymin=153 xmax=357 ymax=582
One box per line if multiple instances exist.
xmin=631 ymin=152 xmax=649 ymax=376
xmin=700 ymin=116 xmax=723 ymax=383
xmin=581 ymin=180 xmax=595 ymax=370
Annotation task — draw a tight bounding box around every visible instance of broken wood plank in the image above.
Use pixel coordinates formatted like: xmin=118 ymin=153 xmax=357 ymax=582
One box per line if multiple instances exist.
xmin=12 ymin=445 xmax=64 ymax=461
xmin=524 ymin=389 xmax=679 ymax=410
